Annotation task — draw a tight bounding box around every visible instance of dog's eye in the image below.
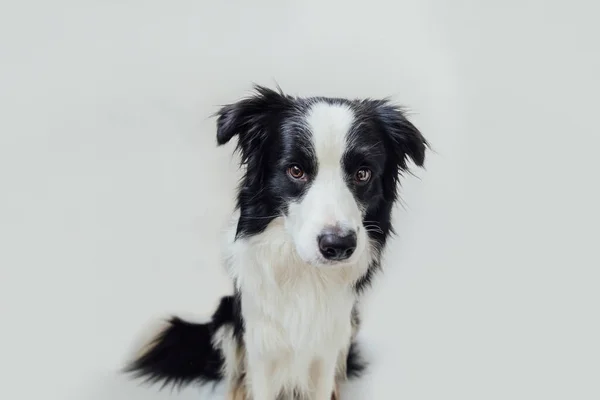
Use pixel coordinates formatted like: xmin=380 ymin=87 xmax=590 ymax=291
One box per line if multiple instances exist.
xmin=287 ymin=164 xmax=306 ymax=181
xmin=355 ymin=168 xmax=372 ymax=184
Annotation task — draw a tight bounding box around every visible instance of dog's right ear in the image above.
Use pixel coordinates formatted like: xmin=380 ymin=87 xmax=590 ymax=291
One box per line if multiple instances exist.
xmin=215 ymin=85 xmax=289 ymax=163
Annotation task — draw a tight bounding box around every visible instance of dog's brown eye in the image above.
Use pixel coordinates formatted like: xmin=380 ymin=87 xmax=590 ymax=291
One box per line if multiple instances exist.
xmin=355 ymin=168 xmax=372 ymax=183
xmin=287 ymin=165 xmax=306 ymax=180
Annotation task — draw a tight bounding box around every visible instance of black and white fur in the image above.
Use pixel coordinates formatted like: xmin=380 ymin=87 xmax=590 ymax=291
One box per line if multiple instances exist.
xmin=126 ymin=86 xmax=428 ymax=399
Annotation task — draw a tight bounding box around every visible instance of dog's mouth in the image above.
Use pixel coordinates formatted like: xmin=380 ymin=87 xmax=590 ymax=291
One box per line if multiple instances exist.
xmin=310 ymin=246 xmax=366 ymax=268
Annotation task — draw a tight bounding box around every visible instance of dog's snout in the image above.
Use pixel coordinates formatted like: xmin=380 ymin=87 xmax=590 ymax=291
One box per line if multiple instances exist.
xmin=318 ymin=230 xmax=357 ymax=261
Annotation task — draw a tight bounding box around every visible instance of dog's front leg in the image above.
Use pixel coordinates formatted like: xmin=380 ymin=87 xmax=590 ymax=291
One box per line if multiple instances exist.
xmin=227 ymin=379 xmax=248 ymax=400
xmin=331 ymin=382 xmax=341 ymax=400
xmin=312 ymin=356 xmax=338 ymax=400
xmin=247 ymin=355 xmax=278 ymax=400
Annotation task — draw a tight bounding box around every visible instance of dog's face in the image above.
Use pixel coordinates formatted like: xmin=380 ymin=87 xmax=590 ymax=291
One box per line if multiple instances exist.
xmin=216 ymin=86 xmax=427 ymax=267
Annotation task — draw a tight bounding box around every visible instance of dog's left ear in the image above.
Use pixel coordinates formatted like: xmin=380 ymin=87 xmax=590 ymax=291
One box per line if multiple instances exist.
xmin=374 ymin=102 xmax=428 ymax=170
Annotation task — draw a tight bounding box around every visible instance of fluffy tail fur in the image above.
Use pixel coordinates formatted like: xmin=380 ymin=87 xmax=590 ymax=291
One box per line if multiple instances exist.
xmin=125 ymin=296 xmax=234 ymax=389
xmin=125 ymin=295 xmax=366 ymax=389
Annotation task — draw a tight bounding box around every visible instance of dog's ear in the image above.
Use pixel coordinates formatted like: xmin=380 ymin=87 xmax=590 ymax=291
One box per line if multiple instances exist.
xmin=373 ymin=101 xmax=428 ymax=170
xmin=215 ymin=85 xmax=289 ymax=164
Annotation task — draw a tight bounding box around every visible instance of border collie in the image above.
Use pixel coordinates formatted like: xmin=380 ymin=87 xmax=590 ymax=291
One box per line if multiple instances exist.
xmin=126 ymin=85 xmax=428 ymax=399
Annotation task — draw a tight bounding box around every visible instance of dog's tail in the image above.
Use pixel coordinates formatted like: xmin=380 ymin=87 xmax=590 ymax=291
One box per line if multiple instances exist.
xmin=125 ymin=296 xmax=235 ymax=389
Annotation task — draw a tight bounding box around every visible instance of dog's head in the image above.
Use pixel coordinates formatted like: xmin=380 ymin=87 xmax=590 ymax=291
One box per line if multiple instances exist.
xmin=216 ymin=86 xmax=427 ymax=267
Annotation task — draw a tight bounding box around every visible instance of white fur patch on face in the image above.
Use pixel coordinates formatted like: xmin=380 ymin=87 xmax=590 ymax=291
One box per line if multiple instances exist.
xmin=285 ymin=102 xmax=368 ymax=266
xmin=306 ymin=102 xmax=355 ymax=167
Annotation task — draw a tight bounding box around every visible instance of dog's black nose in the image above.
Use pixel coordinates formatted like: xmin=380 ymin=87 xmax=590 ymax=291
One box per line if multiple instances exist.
xmin=318 ymin=231 xmax=357 ymax=261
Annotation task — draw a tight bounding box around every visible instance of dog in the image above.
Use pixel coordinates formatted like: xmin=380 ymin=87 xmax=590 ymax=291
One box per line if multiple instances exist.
xmin=125 ymin=85 xmax=428 ymax=399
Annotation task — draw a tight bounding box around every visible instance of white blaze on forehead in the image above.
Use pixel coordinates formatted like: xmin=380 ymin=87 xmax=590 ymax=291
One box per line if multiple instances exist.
xmin=305 ymin=102 xmax=355 ymax=165
xmin=285 ymin=101 xmax=368 ymax=265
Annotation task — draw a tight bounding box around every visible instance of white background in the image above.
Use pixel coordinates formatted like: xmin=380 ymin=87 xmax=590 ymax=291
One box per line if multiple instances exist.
xmin=1 ymin=1 xmax=598 ymax=399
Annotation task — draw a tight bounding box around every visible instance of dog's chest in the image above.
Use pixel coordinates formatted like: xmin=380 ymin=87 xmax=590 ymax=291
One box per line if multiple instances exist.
xmin=242 ymin=276 xmax=355 ymax=357
xmin=226 ymin=219 xmax=357 ymax=355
